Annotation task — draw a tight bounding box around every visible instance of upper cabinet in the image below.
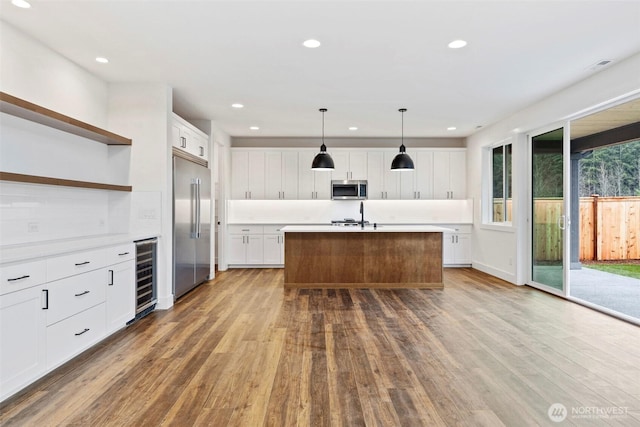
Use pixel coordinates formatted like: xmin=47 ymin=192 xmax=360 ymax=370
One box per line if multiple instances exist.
xmin=367 ymin=151 xmax=400 ymax=200
xmin=0 ymin=92 xmax=132 ymax=192
xmin=331 ymin=151 xmax=367 ymax=181
xmin=231 ymin=150 xmax=266 ymax=199
xmin=229 ymin=147 xmax=466 ymax=201
xmin=265 ymin=151 xmax=298 ymax=200
xmin=298 ymin=151 xmax=332 ymax=200
xmin=433 ymin=150 xmax=466 ymax=199
xmin=399 ymin=151 xmax=434 ymax=200
xmin=171 ymin=114 xmax=209 ymax=165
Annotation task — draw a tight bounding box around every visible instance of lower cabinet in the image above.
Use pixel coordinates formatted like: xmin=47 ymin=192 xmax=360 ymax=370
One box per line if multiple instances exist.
xmin=228 ymin=225 xmax=285 ymax=266
xmin=106 ymin=260 xmax=136 ymax=334
xmin=442 ymin=225 xmax=472 ymax=266
xmin=0 ymin=284 xmax=47 ymax=401
xmin=0 ymin=242 xmax=137 ymax=402
xmin=263 ymin=226 xmax=285 ymax=265
xmin=46 ymin=303 xmax=106 ymax=370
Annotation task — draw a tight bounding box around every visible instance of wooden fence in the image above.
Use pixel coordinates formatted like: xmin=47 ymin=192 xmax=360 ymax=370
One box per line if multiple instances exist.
xmin=495 ymin=196 xmax=640 ymax=261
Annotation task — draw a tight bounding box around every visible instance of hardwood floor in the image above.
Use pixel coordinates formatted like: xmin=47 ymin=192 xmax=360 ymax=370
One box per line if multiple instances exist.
xmin=1 ymin=268 xmax=639 ymax=426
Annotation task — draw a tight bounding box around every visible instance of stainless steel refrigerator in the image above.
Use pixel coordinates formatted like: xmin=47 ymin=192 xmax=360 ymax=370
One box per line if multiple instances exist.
xmin=173 ymin=155 xmax=211 ymax=299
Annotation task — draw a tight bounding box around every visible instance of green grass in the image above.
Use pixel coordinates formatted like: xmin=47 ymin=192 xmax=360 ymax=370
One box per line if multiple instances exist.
xmin=586 ymin=263 xmax=640 ymax=280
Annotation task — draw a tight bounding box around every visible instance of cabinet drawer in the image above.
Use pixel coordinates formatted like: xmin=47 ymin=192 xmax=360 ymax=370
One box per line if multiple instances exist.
xmin=0 ymin=260 xmax=47 ymax=296
xmin=46 ymin=303 xmax=106 ymax=370
xmin=47 ymin=248 xmax=106 ymax=282
xmin=228 ymin=225 xmax=264 ymax=234
xmin=263 ymin=225 xmax=285 ymax=234
xmin=46 ymin=269 xmax=106 ymax=326
xmin=105 ymin=243 xmax=135 ymax=265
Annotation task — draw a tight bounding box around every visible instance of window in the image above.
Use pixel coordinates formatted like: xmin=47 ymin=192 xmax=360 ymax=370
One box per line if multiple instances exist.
xmin=488 ymin=142 xmax=512 ymax=223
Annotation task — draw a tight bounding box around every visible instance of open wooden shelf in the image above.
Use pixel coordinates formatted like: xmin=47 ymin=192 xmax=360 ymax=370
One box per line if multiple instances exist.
xmin=0 ymin=92 xmax=131 ymax=146
xmin=0 ymin=172 xmax=132 ymax=192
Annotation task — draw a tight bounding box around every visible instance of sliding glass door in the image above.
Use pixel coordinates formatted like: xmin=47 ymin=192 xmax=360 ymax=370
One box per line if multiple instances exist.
xmin=530 ymin=125 xmax=570 ymax=294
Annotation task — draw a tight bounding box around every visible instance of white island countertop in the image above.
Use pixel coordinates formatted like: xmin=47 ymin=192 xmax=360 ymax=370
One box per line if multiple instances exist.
xmin=281 ymin=225 xmax=454 ymax=233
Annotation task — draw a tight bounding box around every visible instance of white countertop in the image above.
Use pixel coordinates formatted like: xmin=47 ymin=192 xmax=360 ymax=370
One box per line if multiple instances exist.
xmin=281 ymin=225 xmax=454 ymax=233
xmin=0 ymin=233 xmax=159 ymax=265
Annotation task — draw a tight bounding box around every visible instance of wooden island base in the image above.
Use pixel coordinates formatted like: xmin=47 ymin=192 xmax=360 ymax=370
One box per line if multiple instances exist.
xmin=284 ymin=231 xmax=443 ymax=289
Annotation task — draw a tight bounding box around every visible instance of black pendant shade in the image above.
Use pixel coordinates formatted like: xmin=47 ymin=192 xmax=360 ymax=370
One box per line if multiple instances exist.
xmin=391 ymin=108 xmax=414 ymax=171
xmin=311 ymin=108 xmax=334 ymax=170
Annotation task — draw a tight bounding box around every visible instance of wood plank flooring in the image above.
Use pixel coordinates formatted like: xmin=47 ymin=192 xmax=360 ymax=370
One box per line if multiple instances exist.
xmin=1 ymin=268 xmax=639 ymax=426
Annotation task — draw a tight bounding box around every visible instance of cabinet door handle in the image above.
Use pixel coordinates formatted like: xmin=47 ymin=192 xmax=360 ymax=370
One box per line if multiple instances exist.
xmin=7 ymin=274 xmax=30 ymax=282
xmin=282 ymin=191 xmax=285 ymax=199
xmin=249 ymin=191 xmax=252 ymax=199
xmin=75 ymin=261 xmax=90 ymax=266
xmin=42 ymin=289 xmax=49 ymax=310
xmin=75 ymin=328 xmax=90 ymax=336
xmin=108 ymin=269 xmax=114 ymax=286
xmin=74 ymin=290 xmax=90 ymax=297
xmin=118 ymin=252 xmax=129 ymax=256
xmin=456 ymin=235 xmax=459 ymax=243
xmin=199 ymin=146 xmax=204 ymax=156
xmin=418 ymin=191 xmax=421 ymax=199
xmin=180 ymin=136 xmax=187 ymax=148
xmin=452 ymin=235 xmax=455 ymax=243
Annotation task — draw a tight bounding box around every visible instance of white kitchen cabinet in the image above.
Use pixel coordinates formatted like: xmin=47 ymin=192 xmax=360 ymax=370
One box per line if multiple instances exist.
xmin=298 ymin=151 xmax=332 ymax=200
xmin=0 ymin=284 xmax=47 ymax=402
xmin=263 ymin=225 xmax=285 ymax=265
xmin=106 ymin=260 xmax=135 ymax=334
xmin=433 ymin=150 xmax=466 ymax=199
xmin=46 ymin=303 xmax=106 ymax=370
xmin=442 ymin=225 xmax=472 ymax=266
xmin=228 ymin=225 xmax=264 ymax=264
xmin=367 ymin=151 xmax=400 ymax=199
xmin=231 ymin=150 xmax=266 ymax=199
xmin=331 ymin=151 xmax=367 ymax=181
xmin=172 ymin=114 xmax=209 ymax=162
xmin=400 ymin=151 xmax=434 ymax=199
xmin=265 ymin=151 xmax=298 ymax=200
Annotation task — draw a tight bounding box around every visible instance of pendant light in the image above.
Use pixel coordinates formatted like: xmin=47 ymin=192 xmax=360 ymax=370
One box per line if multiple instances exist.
xmin=391 ymin=108 xmax=414 ymax=171
xmin=311 ymin=108 xmax=335 ymax=170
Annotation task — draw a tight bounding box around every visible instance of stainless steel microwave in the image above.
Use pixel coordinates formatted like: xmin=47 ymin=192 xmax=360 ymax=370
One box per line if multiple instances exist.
xmin=331 ymin=180 xmax=368 ymax=200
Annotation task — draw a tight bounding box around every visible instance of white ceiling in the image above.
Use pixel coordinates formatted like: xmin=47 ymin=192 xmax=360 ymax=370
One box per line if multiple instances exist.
xmin=1 ymin=0 xmax=639 ymax=139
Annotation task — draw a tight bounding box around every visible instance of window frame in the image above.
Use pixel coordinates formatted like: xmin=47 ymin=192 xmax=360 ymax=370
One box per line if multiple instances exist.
xmin=483 ymin=138 xmax=514 ymax=227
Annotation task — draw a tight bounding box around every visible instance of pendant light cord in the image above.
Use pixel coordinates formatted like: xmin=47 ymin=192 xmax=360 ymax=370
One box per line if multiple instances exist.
xmin=399 ymin=108 xmax=407 ymax=152
xmin=320 ymin=108 xmax=327 ymax=152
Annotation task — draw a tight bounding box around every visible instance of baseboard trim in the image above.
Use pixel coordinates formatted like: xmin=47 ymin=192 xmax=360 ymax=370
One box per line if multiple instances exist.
xmin=472 ymin=261 xmax=517 ymax=285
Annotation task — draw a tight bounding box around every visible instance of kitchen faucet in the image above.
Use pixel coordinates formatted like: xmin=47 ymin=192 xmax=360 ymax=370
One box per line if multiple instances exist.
xmin=360 ymin=201 xmax=365 ymax=228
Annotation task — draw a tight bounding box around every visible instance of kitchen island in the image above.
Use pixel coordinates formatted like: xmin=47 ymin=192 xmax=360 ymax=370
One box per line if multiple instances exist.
xmin=281 ymin=225 xmax=451 ymax=289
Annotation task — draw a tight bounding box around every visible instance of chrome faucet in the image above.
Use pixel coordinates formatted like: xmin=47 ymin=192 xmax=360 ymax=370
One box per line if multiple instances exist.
xmin=360 ymin=201 xmax=365 ymax=228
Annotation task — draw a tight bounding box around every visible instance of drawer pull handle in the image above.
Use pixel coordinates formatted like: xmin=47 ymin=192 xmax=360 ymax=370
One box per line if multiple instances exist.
xmin=75 ymin=328 xmax=90 ymax=336
xmin=7 ymin=275 xmax=30 ymax=282
xmin=42 ymin=289 xmax=49 ymax=310
xmin=118 ymin=252 xmax=129 ymax=256
xmin=108 ymin=269 xmax=114 ymax=286
xmin=75 ymin=261 xmax=90 ymax=266
xmin=74 ymin=290 xmax=90 ymax=297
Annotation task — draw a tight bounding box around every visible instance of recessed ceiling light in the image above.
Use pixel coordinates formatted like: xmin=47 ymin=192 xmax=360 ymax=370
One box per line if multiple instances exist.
xmin=447 ymin=126 xmax=457 ymax=131
xmin=95 ymin=57 xmax=109 ymax=64
xmin=249 ymin=126 xmax=259 ymax=130
xmin=303 ymin=39 xmax=321 ymax=48
xmin=448 ymin=39 xmax=467 ymax=49
xmin=11 ymin=0 xmax=31 ymax=8
xmin=231 ymin=103 xmax=244 ymax=109
xmin=348 ymin=127 xmax=358 ymax=131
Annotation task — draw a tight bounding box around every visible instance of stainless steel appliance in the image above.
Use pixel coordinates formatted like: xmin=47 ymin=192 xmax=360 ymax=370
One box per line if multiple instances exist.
xmin=173 ymin=155 xmax=211 ymax=299
xmin=133 ymin=238 xmax=157 ymax=320
xmin=331 ymin=180 xmax=368 ymax=200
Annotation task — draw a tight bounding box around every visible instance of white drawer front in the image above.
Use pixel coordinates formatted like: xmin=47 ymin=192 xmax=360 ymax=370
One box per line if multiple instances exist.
xmin=105 ymin=243 xmax=135 ymax=265
xmin=0 ymin=260 xmax=47 ymax=296
xmin=47 ymin=248 xmax=106 ymax=282
xmin=46 ymin=269 xmax=106 ymax=326
xmin=263 ymin=225 xmax=285 ymax=234
xmin=228 ymin=225 xmax=264 ymax=235
xmin=46 ymin=303 xmax=106 ymax=370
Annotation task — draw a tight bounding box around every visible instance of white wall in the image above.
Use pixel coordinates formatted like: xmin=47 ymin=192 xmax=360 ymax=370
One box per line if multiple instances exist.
xmin=108 ymin=83 xmax=173 ymax=308
xmin=466 ymin=52 xmax=640 ymax=285
xmin=0 ymin=22 xmax=108 ymax=127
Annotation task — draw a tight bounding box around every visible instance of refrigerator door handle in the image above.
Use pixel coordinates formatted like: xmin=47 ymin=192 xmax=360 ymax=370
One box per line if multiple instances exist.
xmin=195 ymin=178 xmax=202 ymax=239
xmin=191 ymin=179 xmax=198 ymax=238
